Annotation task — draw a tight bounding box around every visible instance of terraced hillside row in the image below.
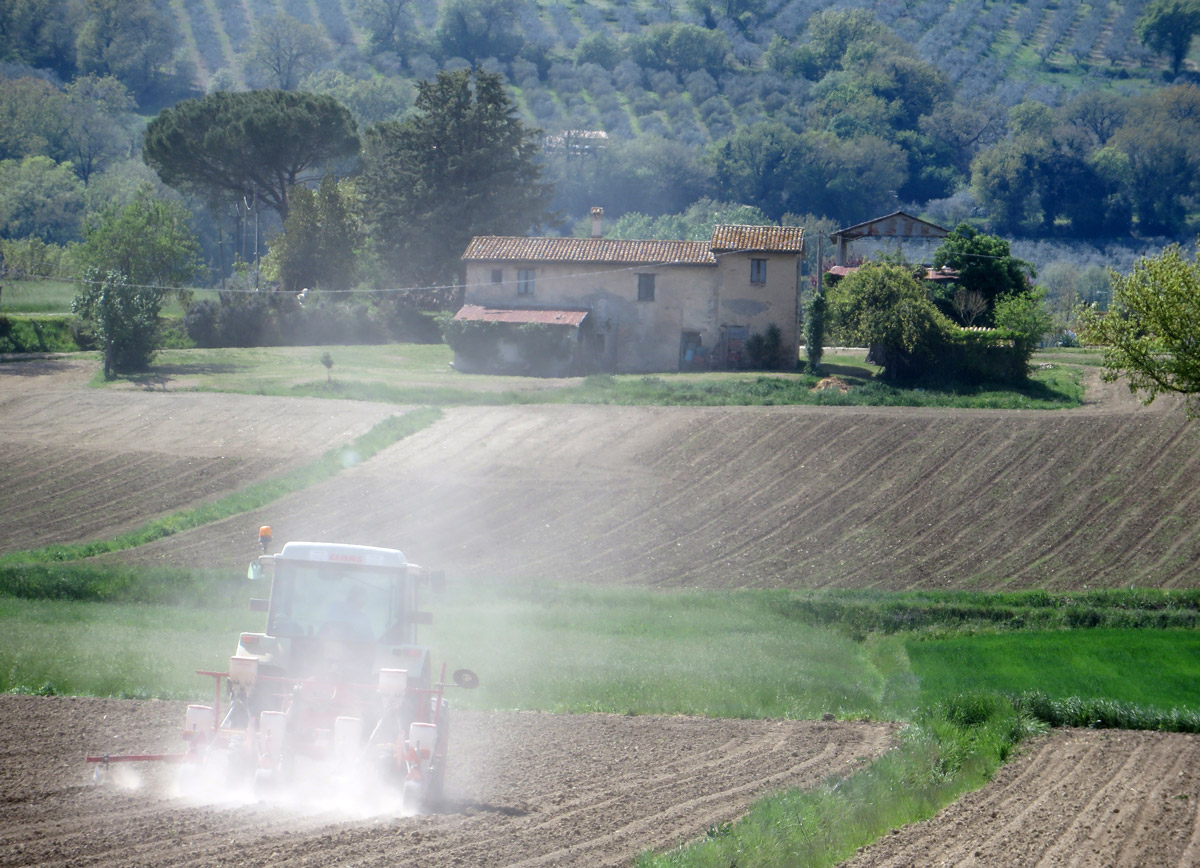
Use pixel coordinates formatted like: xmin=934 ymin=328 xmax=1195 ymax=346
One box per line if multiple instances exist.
xmin=170 ymin=0 xmax=1164 ymax=131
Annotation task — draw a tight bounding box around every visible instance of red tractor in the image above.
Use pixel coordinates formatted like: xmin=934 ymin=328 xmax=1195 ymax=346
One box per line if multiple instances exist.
xmin=88 ymin=540 xmax=478 ymax=813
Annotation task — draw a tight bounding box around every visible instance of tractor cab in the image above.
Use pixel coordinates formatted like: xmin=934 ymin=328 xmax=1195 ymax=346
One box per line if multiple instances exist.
xmin=241 ymin=541 xmax=438 ymax=687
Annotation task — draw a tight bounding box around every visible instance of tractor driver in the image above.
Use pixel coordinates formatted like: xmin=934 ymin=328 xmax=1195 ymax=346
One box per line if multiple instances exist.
xmin=321 ymin=584 xmax=374 ymax=641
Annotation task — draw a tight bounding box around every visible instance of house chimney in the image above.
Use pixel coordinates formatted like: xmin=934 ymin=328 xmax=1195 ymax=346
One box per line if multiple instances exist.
xmin=590 ymin=206 xmax=604 ymax=238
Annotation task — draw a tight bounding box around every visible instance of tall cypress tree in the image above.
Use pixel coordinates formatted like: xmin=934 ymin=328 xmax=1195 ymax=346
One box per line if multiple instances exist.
xmin=360 ymin=68 xmax=554 ymax=287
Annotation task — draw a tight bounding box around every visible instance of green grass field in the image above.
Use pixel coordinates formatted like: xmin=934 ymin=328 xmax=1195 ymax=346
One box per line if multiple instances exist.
xmin=0 ymin=279 xmax=215 ymax=316
xmin=0 ymin=279 xmax=78 ymax=314
xmin=112 ymin=343 xmax=1085 ymax=410
xmin=909 ymin=629 xmax=1200 ymax=711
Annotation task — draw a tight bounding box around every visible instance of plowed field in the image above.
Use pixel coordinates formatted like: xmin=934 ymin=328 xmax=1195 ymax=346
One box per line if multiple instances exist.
xmin=0 ymin=695 xmax=894 ymax=868
xmin=4 ymin=353 xmax=1200 ymax=867
xmin=66 ymin=366 xmax=1200 ymax=592
xmin=0 ymin=358 xmax=399 ymax=552
xmin=841 ymin=729 xmax=1200 ymax=867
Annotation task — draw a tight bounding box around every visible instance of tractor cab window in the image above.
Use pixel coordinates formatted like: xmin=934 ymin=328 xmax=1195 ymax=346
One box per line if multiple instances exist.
xmin=269 ymin=562 xmax=402 ymax=643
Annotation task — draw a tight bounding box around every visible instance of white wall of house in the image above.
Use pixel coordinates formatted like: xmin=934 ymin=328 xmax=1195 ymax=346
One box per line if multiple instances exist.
xmin=462 ymin=232 xmax=803 ymax=372
xmin=714 ymin=251 xmax=802 ymax=360
xmin=464 ymin=261 xmax=724 ymax=372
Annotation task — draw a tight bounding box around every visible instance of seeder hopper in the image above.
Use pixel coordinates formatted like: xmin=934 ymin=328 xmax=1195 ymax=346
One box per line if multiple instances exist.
xmin=87 ymin=537 xmax=478 ymax=813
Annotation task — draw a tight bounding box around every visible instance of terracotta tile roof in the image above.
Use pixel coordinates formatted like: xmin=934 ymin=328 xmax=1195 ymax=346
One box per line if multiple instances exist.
xmin=710 ymin=224 xmax=805 ymax=253
xmin=453 ymin=304 xmax=590 ymax=327
xmin=463 ymin=236 xmax=716 ymax=265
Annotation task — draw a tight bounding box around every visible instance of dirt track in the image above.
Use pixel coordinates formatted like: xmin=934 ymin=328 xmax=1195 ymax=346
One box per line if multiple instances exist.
xmin=0 ymin=695 xmax=894 ymax=868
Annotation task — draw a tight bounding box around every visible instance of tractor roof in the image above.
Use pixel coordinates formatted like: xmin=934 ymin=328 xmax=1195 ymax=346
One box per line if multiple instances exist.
xmin=276 ymin=541 xmax=407 ymax=568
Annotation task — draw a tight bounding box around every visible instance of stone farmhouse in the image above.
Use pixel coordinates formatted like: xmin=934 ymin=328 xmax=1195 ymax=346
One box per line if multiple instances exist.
xmin=455 ymin=213 xmax=805 ymax=374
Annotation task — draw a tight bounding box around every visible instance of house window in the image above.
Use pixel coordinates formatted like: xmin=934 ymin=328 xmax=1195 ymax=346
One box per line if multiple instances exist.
xmin=491 ymin=269 xmax=503 ymax=284
xmin=750 ymin=258 xmax=767 ymax=284
xmin=517 ymin=269 xmax=535 ymax=295
xmin=638 ymin=273 xmax=656 ymax=301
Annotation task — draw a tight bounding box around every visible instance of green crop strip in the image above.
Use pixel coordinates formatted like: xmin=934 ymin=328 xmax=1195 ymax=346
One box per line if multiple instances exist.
xmin=0 ymin=406 xmax=441 ymax=567
xmin=767 ymin=587 xmax=1200 ymax=638
xmin=909 ymin=629 xmax=1200 ymax=713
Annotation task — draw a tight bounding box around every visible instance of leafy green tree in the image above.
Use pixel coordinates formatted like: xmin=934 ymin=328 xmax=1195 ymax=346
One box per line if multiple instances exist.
xmin=994 ymin=287 xmax=1052 ymax=364
xmin=788 ymin=9 xmax=906 ymax=80
xmin=626 ymin=23 xmax=730 ymax=75
xmin=359 ymin=0 xmax=416 ymax=55
xmin=917 ymin=100 xmax=1006 ymax=177
xmin=826 ymin=262 xmax=952 ymax=381
xmin=1006 ymin=100 xmax=1056 ymax=138
xmin=265 ymin=176 xmax=363 ymax=293
xmin=142 ymin=90 xmax=359 ymax=222
xmin=969 ymin=136 xmax=1045 ymax=233
xmin=244 ymin=14 xmax=330 ymax=90
xmin=301 ymin=70 xmax=413 ymax=126
xmin=1061 ymin=91 xmax=1129 ymax=146
xmin=687 ymin=0 xmax=765 ymax=30
xmin=1136 ymin=0 xmax=1200 ymax=77
xmin=71 ymin=191 xmax=201 ymax=377
xmin=60 ymin=75 xmax=136 ymax=184
xmin=932 ymin=225 xmax=1035 ymax=324
xmin=434 ymin=0 xmax=523 ymax=63
xmin=711 ymin=123 xmax=806 ymax=220
xmin=0 ymin=155 xmax=85 ymax=243
xmin=74 ymin=0 xmax=180 ymax=100
xmin=811 ymin=40 xmax=950 ymax=134
xmin=0 ymin=77 xmax=67 ymax=162
xmin=72 ymin=270 xmax=162 ymax=377
xmin=800 ymin=131 xmax=907 ymax=223
xmin=1109 ymin=85 xmax=1200 ymax=236
xmin=0 ymin=0 xmax=77 ymax=78
xmin=1079 ymin=242 xmax=1200 ymax=415
xmin=73 ymin=187 xmax=201 ymax=290
xmin=575 ymin=33 xmax=622 ymax=70
xmin=360 ymin=68 xmax=552 ymax=286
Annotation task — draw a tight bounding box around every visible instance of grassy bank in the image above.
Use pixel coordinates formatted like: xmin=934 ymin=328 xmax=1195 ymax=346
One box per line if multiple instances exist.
xmin=0 ymin=314 xmax=81 ymax=353
xmin=123 ymin=344 xmax=1084 ymax=410
xmin=637 ymin=701 xmax=1035 ymax=868
xmin=771 ymin=587 xmax=1200 ymax=637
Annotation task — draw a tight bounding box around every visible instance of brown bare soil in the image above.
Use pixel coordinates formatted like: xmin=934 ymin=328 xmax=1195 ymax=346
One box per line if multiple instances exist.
xmin=0 ymin=357 xmax=399 ymax=551
xmin=841 ymin=728 xmax=1200 ymax=867
xmin=0 ymin=695 xmax=894 ymax=868
xmin=86 ymin=369 xmax=1200 ymax=591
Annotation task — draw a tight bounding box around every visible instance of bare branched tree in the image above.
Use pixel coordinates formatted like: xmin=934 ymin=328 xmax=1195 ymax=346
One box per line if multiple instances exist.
xmin=952 ymin=288 xmax=988 ymax=326
xmin=245 ymin=15 xmax=329 ymax=90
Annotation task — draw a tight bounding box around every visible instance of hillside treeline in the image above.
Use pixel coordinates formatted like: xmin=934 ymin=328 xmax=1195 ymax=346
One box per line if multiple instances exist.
xmin=2 ymin=0 xmax=1199 ymax=295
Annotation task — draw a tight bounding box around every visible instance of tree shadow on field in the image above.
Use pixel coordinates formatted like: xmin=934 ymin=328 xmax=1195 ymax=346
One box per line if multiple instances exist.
xmin=0 ymin=356 xmax=80 ymax=376
xmin=127 ymin=362 xmax=245 ymax=391
xmin=819 ymin=362 xmax=877 ymax=383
